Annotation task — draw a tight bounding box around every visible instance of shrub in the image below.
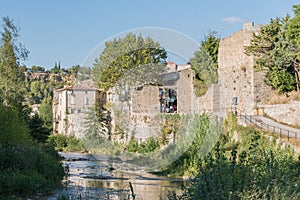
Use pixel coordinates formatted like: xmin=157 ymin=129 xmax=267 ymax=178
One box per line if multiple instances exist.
xmin=137 ymin=137 xmax=160 ymax=153
xmin=127 ymin=138 xmax=139 ymax=152
xmin=47 ymin=134 xmax=86 ymax=152
xmin=0 ymin=106 xmax=65 ymax=198
xmin=0 ymin=144 xmax=65 ymax=197
xmin=169 ymin=124 xmax=300 ymax=199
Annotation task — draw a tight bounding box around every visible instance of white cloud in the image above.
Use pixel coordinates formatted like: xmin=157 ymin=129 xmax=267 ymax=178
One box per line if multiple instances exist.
xmin=222 ymin=16 xmax=247 ymax=24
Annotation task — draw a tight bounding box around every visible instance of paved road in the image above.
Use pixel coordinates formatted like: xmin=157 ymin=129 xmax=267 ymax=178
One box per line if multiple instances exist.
xmin=238 ymin=115 xmax=300 ymax=139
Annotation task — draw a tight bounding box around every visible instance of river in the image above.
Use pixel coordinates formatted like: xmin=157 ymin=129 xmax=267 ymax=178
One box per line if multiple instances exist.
xmin=47 ymin=152 xmax=187 ymax=200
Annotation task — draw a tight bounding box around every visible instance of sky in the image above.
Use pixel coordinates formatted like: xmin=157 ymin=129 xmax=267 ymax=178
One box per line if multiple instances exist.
xmin=0 ymin=0 xmax=298 ymax=69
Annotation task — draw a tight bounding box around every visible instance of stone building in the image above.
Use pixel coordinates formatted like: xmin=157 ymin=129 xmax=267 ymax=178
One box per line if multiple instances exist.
xmin=217 ymin=22 xmax=272 ymax=115
xmin=53 ymin=22 xmax=277 ymax=139
xmin=53 ymin=79 xmax=106 ymax=137
xmin=130 ymin=62 xmax=195 ymax=114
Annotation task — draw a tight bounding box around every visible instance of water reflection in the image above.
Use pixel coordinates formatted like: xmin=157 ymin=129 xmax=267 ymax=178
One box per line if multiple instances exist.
xmin=48 ymin=152 xmax=187 ymax=200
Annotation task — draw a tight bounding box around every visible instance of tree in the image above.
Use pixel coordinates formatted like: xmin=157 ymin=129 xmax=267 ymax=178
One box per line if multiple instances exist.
xmin=0 ymin=17 xmax=28 ymax=108
xmin=38 ymin=95 xmax=53 ymax=130
xmin=70 ymin=64 xmax=80 ymax=76
xmin=50 ymin=62 xmax=60 ymax=74
xmin=190 ymin=31 xmax=220 ymax=96
xmin=287 ymin=4 xmax=300 ymax=49
xmin=287 ymin=4 xmax=300 ymax=92
xmin=201 ymin=31 xmax=220 ymax=64
xmin=30 ymin=65 xmax=45 ymax=73
xmin=93 ymin=33 xmax=167 ymax=90
xmin=245 ymin=16 xmax=298 ymax=93
xmin=83 ymin=102 xmax=110 ymax=140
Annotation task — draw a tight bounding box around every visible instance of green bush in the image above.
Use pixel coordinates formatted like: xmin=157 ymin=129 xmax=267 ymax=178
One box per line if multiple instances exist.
xmin=48 ymin=134 xmax=86 ymax=152
xmin=0 ymin=106 xmax=65 ymax=198
xmin=66 ymin=137 xmax=86 ymax=152
xmin=0 ymin=144 xmax=65 ymax=197
xmin=127 ymin=138 xmax=139 ymax=152
xmin=137 ymin=137 xmax=160 ymax=153
xmin=169 ymin=125 xmax=300 ymax=199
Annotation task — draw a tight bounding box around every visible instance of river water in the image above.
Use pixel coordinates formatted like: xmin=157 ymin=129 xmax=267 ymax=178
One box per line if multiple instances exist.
xmin=47 ymin=152 xmax=186 ymax=200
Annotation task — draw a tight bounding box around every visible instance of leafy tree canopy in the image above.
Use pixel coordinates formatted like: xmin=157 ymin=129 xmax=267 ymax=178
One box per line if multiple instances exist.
xmin=245 ymin=16 xmax=299 ymax=93
xmin=287 ymin=4 xmax=300 ymax=50
xmin=30 ymin=65 xmax=45 ymax=73
xmin=92 ymin=33 xmax=167 ymax=91
xmin=0 ymin=17 xmax=28 ymax=108
xmin=190 ymin=31 xmax=220 ymax=84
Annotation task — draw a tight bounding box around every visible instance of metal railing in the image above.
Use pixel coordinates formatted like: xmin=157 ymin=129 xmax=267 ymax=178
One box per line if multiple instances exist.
xmin=237 ymin=109 xmax=298 ymax=141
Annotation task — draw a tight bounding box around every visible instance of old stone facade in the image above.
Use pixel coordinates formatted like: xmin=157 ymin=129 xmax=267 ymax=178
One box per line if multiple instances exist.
xmin=53 ymin=22 xmax=292 ymax=139
xmin=53 ymin=79 xmax=106 ymax=137
xmin=106 ymin=62 xmax=195 ymax=142
xmin=130 ymin=62 xmax=195 ymax=115
xmin=217 ymin=22 xmax=273 ymax=115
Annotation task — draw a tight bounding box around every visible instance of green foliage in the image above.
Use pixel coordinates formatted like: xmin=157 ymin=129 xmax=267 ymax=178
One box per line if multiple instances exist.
xmin=27 ymin=114 xmax=51 ymax=143
xmin=160 ymin=114 xmax=181 ymax=145
xmin=93 ymin=33 xmax=167 ymax=90
xmin=0 ymin=18 xmax=65 ymax=198
xmin=193 ymin=78 xmax=209 ymax=97
xmin=190 ymin=31 xmax=219 ymax=96
xmin=47 ymin=134 xmax=86 ymax=152
xmin=170 ymin=123 xmax=300 ymax=199
xmin=126 ymin=137 xmax=139 ymax=153
xmin=161 ymin=114 xmax=218 ymax=177
xmin=0 ymin=144 xmax=65 ymax=197
xmin=245 ymin=16 xmax=299 ymax=93
xmin=287 ymin=4 xmax=300 ymax=53
xmin=38 ymin=95 xmax=53 ymax=130
xmin=0 ymin=105 xmax=31 ymax=146
xmin=137 ymin=137 xmax=160 ymax=153
xmin=84 ymin=102 xmax=110 ymax=140
xmin=201 ymin=30 xmax=220 ymax=64
xmin=0 ymin=106 xmax=65 ymax=198
xmin=0 ymin=17 xmax=28 ymax=108
xmin=30 ymin=65 xmax=45 ymax=72
xmin=126 ymin=136 xmax=160 ymax=154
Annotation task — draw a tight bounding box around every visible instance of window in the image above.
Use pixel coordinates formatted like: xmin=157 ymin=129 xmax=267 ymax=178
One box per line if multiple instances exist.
xmin=84 ymin=96 xmax=89 ymax=105
xmin=71 ymin=95 xmax=75 ymax=105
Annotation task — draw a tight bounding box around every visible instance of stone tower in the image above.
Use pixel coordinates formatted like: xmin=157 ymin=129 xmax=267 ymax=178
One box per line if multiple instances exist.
xmin=218 ymin=22 xmax=272 ymax=115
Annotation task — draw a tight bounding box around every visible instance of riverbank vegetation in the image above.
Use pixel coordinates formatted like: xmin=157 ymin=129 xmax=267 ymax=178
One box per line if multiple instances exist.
xmin=0 ymin=17 xmax=65 ymax=198
xmin=168 ymin=113 xmax=300 ymax=199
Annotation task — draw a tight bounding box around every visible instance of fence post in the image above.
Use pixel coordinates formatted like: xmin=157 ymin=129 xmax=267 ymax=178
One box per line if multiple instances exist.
xmin=280 ymin=129 xmax=282 ymax=138
xmin=288 ymin=131 xmax=289 ymax=141
xmin=260 ymin=122 xmax=262 ymax=130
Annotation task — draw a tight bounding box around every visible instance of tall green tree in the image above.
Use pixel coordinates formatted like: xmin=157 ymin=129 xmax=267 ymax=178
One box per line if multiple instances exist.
xmin=93 ymin=33 xmax=167 ymax=90
xmin=0 ymin=17 xmax=28 ymax=108
xmin=190 ymin=31 xmax=220 ymax=84
xmin=245 ymin=16 xmax=298 ymax=93
xmin=287 ymin=4 xmax=300 ymax=49
xmin=190 ymin=31 xmax=220 ymax=96
xmin=287 ymin=4 xmax=300 ymax=91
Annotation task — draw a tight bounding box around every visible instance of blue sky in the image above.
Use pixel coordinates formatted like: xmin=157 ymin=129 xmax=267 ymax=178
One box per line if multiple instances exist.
xmin=0 ymin=0 xmax=298 ymax=69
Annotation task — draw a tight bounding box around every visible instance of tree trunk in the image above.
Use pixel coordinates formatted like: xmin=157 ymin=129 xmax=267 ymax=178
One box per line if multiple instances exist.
xmin=294 ymin=63 xmax=299 ymax=92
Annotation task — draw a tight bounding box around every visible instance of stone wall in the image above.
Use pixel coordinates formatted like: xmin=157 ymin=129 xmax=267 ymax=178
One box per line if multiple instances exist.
xmin=263 ymin=101 xmax=300 ymax=126
xmin=131 ymin=85 xmax=160 ymax=114
xmin=218 ymin=22 xmax=272 ymax=115
xmin=177 ymin=69 xmax=194 ymax=113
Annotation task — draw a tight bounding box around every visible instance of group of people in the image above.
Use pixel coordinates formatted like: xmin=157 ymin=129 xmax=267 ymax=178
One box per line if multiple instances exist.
xmin=161 ymin=102 xmax=177 ymax=113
